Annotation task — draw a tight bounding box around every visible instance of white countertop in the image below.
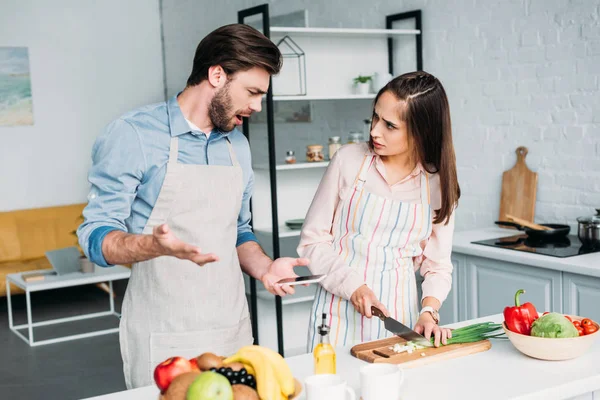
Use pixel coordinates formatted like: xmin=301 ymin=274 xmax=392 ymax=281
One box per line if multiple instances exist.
xmin=84 ymin=314 xmax=600 ymax=400
xmin=452 ymin=227 xmax=600 ymax=278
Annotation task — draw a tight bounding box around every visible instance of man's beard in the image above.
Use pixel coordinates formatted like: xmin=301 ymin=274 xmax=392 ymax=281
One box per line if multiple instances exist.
xmin=208 ymin=81 xmax=235 ymax=132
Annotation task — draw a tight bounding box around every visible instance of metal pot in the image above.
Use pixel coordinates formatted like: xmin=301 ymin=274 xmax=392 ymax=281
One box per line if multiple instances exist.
xmin=576 ymin=216 xmax=600 ymax=247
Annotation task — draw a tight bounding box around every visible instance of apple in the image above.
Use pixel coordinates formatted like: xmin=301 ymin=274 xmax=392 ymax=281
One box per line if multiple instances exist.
xmin=189 ymin=357 xmax=200 ymax=371
xmin=154 ymin=356 xmax=193 ymax=393
xmin=186 ymin=371 xmax=233 ymax=400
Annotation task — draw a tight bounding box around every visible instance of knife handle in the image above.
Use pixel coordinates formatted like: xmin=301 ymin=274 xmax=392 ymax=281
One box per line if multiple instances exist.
xmin=371 ymin=306 xmax=385 ymax=320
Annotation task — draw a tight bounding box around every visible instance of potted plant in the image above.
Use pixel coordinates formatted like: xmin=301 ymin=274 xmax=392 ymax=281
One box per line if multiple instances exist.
xmin=353 ymin=75 xmax=373 ymax=95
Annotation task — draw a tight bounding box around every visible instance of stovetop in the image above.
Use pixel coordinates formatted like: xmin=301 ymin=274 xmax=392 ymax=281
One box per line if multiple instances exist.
xmin=472 ymin=234 xmax=600 ymax=258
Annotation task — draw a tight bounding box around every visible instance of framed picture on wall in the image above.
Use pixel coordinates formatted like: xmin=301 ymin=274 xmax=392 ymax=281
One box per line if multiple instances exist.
xmin=0 ymin=47 xmax=34 ymax=126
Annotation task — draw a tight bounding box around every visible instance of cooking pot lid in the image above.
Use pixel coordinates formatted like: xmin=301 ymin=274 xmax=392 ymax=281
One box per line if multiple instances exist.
xmin=577 ymin=216 xmax=600 ymax=226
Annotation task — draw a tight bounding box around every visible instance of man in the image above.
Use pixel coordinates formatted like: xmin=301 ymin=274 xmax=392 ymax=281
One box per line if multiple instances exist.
xmin=77 ymin=24 xmax=308 ymax=389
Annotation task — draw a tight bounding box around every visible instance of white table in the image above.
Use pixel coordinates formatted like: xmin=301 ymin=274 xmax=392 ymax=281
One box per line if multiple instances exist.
xmin=6 ymin=265 xmax=131 ymax=346
xmin=84 ymin=313 xmax=600 ymax=400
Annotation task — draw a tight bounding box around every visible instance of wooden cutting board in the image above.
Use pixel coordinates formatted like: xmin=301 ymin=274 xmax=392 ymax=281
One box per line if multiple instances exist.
xmin=498 ymin=146 xmax=538 ymax=223
xmin=350 ymin=337 xmax=491 ymax=368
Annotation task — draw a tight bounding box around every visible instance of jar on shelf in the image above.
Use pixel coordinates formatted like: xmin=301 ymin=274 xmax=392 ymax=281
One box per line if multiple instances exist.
xmin=347 ymin=132 xmax=363 ymax=144
xmin=328 ymin=136 xmax=341 ymax=160
xmin=306 ymin=145 xmax=324 ymax=162
xmin=285 ymin=150 xmax=296 ymax=164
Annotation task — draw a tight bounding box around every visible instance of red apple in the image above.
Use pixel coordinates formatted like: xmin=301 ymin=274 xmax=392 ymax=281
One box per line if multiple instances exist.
xmin=189 ymin=357 xmax=200 ymax=371
xmin=153 ymin=356 xmax=193 ymax=393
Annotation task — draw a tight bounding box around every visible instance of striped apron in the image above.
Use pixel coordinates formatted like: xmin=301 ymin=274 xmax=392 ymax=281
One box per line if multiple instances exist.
xmin=307 ymin=155 xmax=432 ymax=351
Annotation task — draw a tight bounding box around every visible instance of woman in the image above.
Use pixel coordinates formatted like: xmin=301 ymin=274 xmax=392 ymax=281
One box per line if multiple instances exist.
xmin=298 ymin=71 xmax=460 ymax=351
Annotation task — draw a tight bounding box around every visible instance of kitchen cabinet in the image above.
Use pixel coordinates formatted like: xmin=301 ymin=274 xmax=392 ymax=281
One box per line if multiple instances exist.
xmin=465 ymin=255 xmax=563 ymax=319
xmin=451 ymin=227 xmax=600 ymax=325
xmin=563 ymin=272 xmax=600 ymax=322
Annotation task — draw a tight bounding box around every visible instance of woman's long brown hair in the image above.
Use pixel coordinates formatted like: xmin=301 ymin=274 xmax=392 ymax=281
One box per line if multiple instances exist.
xmin=370 ymin=71 xmax=460 ymax=225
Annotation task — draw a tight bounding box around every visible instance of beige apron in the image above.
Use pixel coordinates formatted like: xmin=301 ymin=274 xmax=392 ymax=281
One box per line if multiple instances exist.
xmin=119 ymin=135 xmax=253 ymax=389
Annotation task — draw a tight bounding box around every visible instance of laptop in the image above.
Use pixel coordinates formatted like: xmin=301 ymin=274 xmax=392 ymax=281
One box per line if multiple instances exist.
xmin=44 ymin=246 xmax=82 ymax=276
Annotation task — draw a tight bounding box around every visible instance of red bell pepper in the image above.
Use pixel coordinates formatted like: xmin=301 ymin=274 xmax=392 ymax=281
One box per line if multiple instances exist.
xmin=503 ymin=289 xmax=539 ymax=335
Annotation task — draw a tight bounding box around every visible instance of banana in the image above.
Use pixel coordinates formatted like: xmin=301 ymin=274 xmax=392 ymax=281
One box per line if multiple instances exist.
xmin=239 ymin=345 xmax=295 ymax=397
xmin=241 ymin=362 xmax=255 ymax=376
xmin=223 ymin=348 xmax=281 ymax=400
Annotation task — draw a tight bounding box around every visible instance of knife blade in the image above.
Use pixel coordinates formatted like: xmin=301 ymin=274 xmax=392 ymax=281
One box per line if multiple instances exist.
xmin=371 ymin=306 xmax=433 ymax=348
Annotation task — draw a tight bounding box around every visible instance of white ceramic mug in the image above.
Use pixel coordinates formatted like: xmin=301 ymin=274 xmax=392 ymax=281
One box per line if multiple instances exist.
xmin=360 ymin=364 xmax=404 ymax=400
xmin=305 ymin=374 xmax=356 ymax=400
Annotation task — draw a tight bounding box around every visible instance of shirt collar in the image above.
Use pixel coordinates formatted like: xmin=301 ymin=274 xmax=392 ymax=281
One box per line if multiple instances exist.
xmin=365 ymin=147 xmax=425 ymax=178
xmin=167 ymin=93 xmax=235 ymax=138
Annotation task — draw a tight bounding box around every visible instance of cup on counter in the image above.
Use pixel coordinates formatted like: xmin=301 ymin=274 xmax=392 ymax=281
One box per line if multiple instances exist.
xmin=305 ymin=374 xmax=356 ymax=400
xmin=360 ymin=364 xmax=404 ymax=400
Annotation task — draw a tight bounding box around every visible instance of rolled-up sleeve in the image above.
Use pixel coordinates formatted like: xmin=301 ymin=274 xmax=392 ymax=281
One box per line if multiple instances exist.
xmin=77 ymin=118 xmax=145 ymax=267
xmin=297 ymin=151 xmax=365 ymax=300
xmin=417 ymin=207 xmax=455 ymax=305
xmin=236 ymin=166 xmax=258 ymax=247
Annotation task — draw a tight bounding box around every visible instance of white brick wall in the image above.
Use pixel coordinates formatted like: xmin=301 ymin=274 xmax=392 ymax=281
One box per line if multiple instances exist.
xmin=162 ymin=0 xmax=600 ymax=232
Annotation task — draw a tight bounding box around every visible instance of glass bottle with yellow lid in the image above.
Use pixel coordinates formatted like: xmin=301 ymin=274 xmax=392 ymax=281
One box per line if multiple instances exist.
xmin=313 ymin=313 xmax=336 ymax=374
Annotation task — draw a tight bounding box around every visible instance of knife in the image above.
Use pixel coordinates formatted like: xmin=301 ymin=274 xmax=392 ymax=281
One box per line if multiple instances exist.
xmin=371 ymin=306 xmax=434 ymax=348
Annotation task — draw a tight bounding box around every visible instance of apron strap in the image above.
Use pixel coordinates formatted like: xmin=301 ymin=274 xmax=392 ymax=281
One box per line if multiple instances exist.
xmin=354 ymin=155 xmax=375 ymax=191
xmin=225 ymin=138 xmax=240 ymax=167
xmin=420 ymin=171 xmax=431 ymax=205
xmin=168 ymin=137 xmax=179 ymax=163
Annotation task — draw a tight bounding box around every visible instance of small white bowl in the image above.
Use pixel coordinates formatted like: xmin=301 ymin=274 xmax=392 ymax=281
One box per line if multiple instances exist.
xmin=503 ymin=315 xmax=599 ymax=361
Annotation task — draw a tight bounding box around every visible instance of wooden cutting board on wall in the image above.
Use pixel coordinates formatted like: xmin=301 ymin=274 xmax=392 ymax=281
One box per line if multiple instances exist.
xmin=498 ymin=146 xmax=538 ymax=223
xmin=350 ymin=337 xmax=491 ymax=367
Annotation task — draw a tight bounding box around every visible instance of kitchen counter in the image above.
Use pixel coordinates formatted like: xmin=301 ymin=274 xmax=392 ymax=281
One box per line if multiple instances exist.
xmin=452 ymin=227 xmax=600 ymax=277
xmin=84 ymin=313 xmax=600 ymax=400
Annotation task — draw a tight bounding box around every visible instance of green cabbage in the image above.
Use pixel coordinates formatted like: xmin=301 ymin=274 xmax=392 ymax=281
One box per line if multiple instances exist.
xmin=530 ymin=312 xmax=579 ymax=338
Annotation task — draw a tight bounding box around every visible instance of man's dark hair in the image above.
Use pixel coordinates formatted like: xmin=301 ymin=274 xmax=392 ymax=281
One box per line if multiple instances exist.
xmin=187 ymin=24 xmax=282 ymax=87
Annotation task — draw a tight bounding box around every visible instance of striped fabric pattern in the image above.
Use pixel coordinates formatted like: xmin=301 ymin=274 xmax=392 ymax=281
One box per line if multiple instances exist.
xmin=308 ymin=156 xmax=432 ymax=351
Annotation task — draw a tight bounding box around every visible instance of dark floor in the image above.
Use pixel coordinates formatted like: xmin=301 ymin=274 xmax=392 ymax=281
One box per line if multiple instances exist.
xmin=0 ymin=280 xmax=129 ymax=400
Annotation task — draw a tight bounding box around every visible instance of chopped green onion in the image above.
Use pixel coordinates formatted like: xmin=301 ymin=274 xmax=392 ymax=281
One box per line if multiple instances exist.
xmin=432 ymin=322 xmax=506 ymax=346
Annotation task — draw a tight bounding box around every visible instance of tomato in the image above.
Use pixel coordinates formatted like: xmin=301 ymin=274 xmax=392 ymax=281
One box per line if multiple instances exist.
xmin=564 ymin=315 xmax=572 ymax=322
xmin=543 ymin=311 xmax=550 ymax=316
xmin=581 ymin=318 xmax=593 ymax=327
xmin=577 ymin=327 xmax=585 ymax=336
xmin=573 ymin=320 xmax=581 ymax=328
xmin=584 ymin=324 xmax=598 ymax=335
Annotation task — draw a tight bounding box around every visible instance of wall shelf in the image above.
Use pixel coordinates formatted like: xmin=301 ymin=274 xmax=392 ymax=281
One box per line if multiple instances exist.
xmin=253 ymin=161 xmax=329 ymax=171
xmin=239 ymin=5 xmax=423 ymax=356
xmin=255 ymin=225 xmax=302 ymax=238
xmin=272 ymin=94 xmax=376 ymax=101
xmin=270 ymin=26 xmax=421 ymax=37
xmin=256 ymin=285 xmax=316 ymax=305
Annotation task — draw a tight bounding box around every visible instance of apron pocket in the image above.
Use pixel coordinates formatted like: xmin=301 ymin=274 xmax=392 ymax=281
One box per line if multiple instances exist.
xmin=149 ymin=317 xmax=253 ymax=374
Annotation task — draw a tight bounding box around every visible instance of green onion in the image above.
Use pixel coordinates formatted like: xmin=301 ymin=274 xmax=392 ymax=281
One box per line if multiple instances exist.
xmin=432 ymin=322 xmax=506 ymax=346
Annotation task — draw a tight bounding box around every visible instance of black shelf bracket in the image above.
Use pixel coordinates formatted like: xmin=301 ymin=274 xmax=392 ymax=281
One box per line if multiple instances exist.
xmin=238 ymin=3 xmax=285 ymax=357
xmin=386 ymin=10 xmax=423 ymax=74
xmin=237 ymin=5 xmax=424 ymax=359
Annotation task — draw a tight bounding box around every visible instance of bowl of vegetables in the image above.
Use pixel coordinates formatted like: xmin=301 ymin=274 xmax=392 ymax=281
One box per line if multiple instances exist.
xmin=503 ymin=312 xmax=599 ymax=361
xmin=502 ymin=289 xmax=599 ymax=361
